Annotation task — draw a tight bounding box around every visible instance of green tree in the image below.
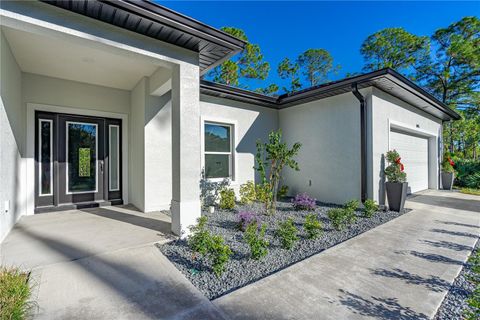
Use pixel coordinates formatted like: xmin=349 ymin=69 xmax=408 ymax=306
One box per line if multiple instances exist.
xmin=297 ymin=49 xmax=340 ymax=87
xmin=255 ymin=84 xmax=279 ymax=96
xmin=415 ymin=16 xmax=480 ymax=153
xmin=255 ymin=130 xmax=301 ymax=214
xmin=210 ymin=27 xmax=270 ymax=87
xmin=360 ymin=28 xmax=430 ymax=72
xmin=277 ymin=57 xmax=302 ymax=93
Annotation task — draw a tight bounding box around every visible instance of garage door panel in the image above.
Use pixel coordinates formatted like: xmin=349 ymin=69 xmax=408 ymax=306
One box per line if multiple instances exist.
xmin=390 ymin=130 xmax=429 ymax=193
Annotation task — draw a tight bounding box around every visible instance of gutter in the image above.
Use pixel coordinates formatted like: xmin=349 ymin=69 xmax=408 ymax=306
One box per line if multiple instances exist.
xmin=351 ymin=83 xmax=368 ymax=203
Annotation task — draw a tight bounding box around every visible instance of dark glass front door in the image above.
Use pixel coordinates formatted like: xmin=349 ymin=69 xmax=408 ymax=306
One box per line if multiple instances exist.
xmin=35 ymin=112 xmax=122 ymax=210
xmin=58 ymin=115 xmax=105 ymax=204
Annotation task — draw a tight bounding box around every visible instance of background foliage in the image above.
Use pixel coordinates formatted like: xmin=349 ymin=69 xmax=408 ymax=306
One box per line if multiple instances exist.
xmin=207 ymin=16 xmax=479 ymax=165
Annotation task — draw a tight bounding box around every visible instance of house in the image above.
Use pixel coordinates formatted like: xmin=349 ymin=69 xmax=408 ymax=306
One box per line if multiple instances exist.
xmin=0 ymin=0 xmax=460 ymax=241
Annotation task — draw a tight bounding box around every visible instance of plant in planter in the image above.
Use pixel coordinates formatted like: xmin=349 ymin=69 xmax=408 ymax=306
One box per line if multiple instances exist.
xmin=441 ymin=153 xmax=456 ymax=190
xmin=384 ymin=150 xmax=408 ymax=212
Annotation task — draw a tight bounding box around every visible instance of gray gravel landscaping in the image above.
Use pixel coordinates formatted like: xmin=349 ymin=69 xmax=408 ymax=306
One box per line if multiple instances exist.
xmin=158 ymin=199 xmax=406 ymax=300
xmin=434 ymin=239 xmax=479 ymax=320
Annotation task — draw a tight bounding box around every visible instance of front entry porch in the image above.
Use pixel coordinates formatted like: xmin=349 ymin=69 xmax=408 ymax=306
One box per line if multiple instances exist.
xmin=1 ymin=0 xmax=203 ymax=238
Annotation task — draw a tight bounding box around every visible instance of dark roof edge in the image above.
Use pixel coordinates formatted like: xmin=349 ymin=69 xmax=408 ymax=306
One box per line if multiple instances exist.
xmin=383 ymin=69 xmax=461 ymax=120
xmin=200 ymin=68 xmax=461 ymax=120
xmin=200 ymin=80 xmax=278 ymax=108
xmin=103 ymin=0 xmax=246 ymax=51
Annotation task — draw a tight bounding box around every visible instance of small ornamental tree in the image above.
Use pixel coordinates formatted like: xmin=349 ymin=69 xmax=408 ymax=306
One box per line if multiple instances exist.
xmin=384 ymin=150 xmax=407 ymax=183
xmin=255 ymin=130 xmax=301 ymax=214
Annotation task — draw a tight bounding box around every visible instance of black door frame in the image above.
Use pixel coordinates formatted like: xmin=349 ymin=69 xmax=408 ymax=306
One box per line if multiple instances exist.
xmin=34 ymin=111 xmax=122 ymax=210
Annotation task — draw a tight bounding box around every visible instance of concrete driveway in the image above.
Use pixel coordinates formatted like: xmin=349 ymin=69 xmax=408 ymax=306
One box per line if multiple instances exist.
xmin=0 ymin=205 xmax=225 ymax=320
xmin=214 ymin=190 xmax=480 ymax=320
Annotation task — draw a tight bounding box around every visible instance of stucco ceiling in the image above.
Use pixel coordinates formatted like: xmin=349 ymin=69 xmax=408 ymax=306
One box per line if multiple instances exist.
xmin=2 ymin=27 xmax=158 ymax=90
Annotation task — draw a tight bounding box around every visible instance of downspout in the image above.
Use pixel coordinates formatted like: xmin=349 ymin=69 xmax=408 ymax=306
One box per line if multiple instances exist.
xmin=351 ymin=83 xmax=367 ymax=203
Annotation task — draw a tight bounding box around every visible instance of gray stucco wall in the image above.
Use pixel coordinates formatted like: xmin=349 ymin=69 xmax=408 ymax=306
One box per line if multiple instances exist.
xmin=0 ymin=31 xmax=25 ymax=242
xmin=369 ymin=87 xmax=442 ymax=205
xmin=279 ymin=91 xmax=364 ymax=205
xmin=200 ymin=95 xmax=279 ymax=194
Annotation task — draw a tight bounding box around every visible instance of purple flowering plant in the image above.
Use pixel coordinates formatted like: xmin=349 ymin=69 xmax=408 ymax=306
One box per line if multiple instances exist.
xmin=291 ymin=193 xmax=316 ymax=211
xmin=237 ymin=211 xmax=261 ymax=231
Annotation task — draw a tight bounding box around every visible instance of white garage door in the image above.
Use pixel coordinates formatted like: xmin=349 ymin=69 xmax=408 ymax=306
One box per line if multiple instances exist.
xmin=390 ymin=130 xmax=429 ymax=193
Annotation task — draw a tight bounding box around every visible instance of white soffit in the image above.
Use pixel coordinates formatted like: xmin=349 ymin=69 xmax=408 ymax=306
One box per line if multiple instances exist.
xmin=2 ymin=26 xmax=158 ymax=90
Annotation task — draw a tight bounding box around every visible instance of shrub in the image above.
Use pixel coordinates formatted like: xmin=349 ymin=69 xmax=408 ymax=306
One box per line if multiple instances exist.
xmin=384 ymin=150 xmax=407 ymax=183
xmin=188 ymin=217 xmax=232 ymax=276
xmin=292 ymin=193 xmax=316 ymax=211
xmin=255 ymin=184 xmax=271 ymax=204
xmin=219 ymin=188 xmax=236 ymax=210
xmin=239 ymin=181 xmax=256 ymax=204
xmin=244 ymin=223 xmax=269 ymax=260
xmin=208 ymin=235 xmax=232 ymax=276
xmin=237 ymin=211 xmax=261 ymax=232
xmin=188 ymin=216 xmax=211 ymax=255
xmin=275 ymin=218 xmax=299 ymax=249
xmin=344 ymin=199 xmax=359 ymax=213
xmin=277 ymin=185 xmax=289 ymax=199
xmin=0 ymin=266 xmax=33 ymax=320
xmin=465 ymin=172 xmax=480 ymax=189
xmin=454 ymin=159 xmax=480 ymax=188
xmin=304 ymin=213 xmax=322 ymax=239
xmin=363 ymin=199 xmax=379 ymax=218
xmin=327 ymin=208 xmax=355 ymax=231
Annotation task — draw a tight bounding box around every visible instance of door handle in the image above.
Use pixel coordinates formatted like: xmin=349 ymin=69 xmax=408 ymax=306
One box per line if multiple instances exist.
xmin=100 ymin=160 xmax=104 ymax=174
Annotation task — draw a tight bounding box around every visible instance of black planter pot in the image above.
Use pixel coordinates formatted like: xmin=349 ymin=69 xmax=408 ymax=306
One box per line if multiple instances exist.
xmin=441 ymin=172 xmax=455 ymax=190
xmin=386 ymin=182 xmax=408 ymax=212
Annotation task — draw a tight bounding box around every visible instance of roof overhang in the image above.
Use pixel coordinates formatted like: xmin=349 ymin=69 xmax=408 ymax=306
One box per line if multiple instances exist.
xmin=40 ymin=0 xmax=246 ymax=74
xmin=201 ymin=68 xmax=461 ymax=121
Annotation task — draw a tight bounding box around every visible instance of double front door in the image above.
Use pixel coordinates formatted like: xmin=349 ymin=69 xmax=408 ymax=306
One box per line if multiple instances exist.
xmin=35 ymin=112 xmax=122 ymax=210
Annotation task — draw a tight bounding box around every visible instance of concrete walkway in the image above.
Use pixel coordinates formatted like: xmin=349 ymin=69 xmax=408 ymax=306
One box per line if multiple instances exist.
xmin=214 ymin=190 xmax=480 ymax=320
xmin=0 ymin=205 xmax=225 ymax=320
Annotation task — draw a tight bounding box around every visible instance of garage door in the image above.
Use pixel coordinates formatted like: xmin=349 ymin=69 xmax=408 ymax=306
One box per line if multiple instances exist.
xmin=390 ymin=130 xmax=429 ymax=193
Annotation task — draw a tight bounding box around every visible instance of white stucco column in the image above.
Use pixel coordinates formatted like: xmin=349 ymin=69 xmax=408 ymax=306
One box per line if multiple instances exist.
xmin=171 ymin=63 xmax=201 ymax=236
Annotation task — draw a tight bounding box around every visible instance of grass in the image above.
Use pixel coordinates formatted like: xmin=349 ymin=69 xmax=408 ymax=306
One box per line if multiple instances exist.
xmin=0 ymin=266 xmax=34 ymax=320
xmin=460 ymin=188 xmax=480 ymax=196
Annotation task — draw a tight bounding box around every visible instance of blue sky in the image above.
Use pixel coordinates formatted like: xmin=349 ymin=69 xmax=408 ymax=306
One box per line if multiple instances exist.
xmin=161 ymin=1 xmax=479 ymax=91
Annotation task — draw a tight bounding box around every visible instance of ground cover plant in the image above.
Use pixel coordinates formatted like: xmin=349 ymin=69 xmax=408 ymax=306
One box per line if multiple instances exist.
xmin=0 ymin=266 xmax=34 ymax=320
xmin=237 ymin=211 xmax=261 ymax=231
xmin=292 ymin=193 xmax=316 ymax=211
xmin=160 ymin=199 xmax=404 ymax=300
xmin=435 ymin=241 xmax=479 ymax=320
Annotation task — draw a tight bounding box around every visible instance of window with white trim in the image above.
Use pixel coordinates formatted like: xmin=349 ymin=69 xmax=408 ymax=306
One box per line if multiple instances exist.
xmin=204 ymin=122 xmax=233 ymax=179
